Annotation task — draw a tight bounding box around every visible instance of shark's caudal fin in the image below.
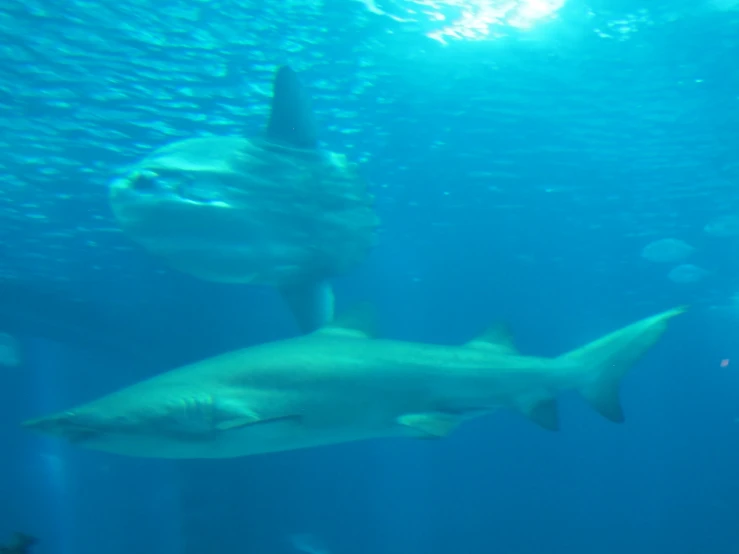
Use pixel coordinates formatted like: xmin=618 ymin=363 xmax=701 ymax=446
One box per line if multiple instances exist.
xmin=279 ymin=280 xmax=335 ymax=333
xmin=264 ymin=66 xmax=317 ymax=149
xmin=560 ymin=306 xmax=686 ymax=423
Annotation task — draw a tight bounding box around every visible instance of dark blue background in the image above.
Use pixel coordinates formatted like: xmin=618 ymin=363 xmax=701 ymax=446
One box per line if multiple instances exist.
xmin=2 ymin=0 xmax=739 ymax=553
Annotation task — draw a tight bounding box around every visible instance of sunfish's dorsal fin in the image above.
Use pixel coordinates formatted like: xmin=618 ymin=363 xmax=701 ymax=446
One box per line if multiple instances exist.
xmin=465 ymin=323 xmax=518 ymax=354
xmin=316 ymin=303 xmax=376 ymax=339
xmin=264 ymin=66 xmax=317 ymax=150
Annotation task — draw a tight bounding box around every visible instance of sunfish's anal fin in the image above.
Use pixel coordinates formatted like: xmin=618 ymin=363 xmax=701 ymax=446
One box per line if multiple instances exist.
xmin=264 ymin=66 xmax=317 ymax=150
xmin=397 ymin=412 xmax=462 ymax=439
xmin=465 ymin=322 xmax=518 ymax=354
xmin=561 ymin=306 xmax=687 ymax=423
xmin=316 ymin=302 xmax=376 ymax=339
xmin=279 ymin=280 xmax=335 ymax=334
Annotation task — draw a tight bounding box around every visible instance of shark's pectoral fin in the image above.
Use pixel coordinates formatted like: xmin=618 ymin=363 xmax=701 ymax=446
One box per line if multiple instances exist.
xmin=465 ymin=323 xmax=518 ymax=354
xmin=517 ymin=397 xmax=560 ymax=431
xmin=214 ymin=397 xmax=302 ymax=431
xmin=397 ymin=412 xmax=462 ymax=439
xmin=215 ymin=414 xmax=301 ymax=432
xmin=279 ymin=280 xmax=335 ymax=334
xmin=215 ymin=415 xmax=259 ymax=431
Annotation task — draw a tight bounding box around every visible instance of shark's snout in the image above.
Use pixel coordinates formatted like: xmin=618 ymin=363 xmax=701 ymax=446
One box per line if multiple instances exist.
xmin=22 ymin=411 xmax=103 ymax=443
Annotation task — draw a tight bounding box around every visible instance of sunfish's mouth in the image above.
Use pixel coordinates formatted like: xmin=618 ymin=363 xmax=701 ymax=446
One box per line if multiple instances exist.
xmin=113 ymin=168 xmax=232 ymax=208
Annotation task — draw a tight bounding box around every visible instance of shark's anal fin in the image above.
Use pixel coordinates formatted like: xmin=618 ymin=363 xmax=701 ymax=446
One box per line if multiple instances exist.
xmin=265 ymin=66 xmax=317 ymax=150
xmin=279 ymin=280 xmax=335 ymax=334
xmin=397 ymin=412 xmax=461 ymax=439
xmin=582 ymin=379 xmax=624 ymax=423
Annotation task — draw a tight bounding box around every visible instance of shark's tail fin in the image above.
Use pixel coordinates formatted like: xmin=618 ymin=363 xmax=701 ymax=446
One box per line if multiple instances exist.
xmin=558 ymin=307 xmax=686 ymax=423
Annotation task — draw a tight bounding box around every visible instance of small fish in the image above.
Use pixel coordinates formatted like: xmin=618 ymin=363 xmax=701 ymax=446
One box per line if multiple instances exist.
xmin=667 ymin=264 xmax=709 ymax=284
xmin=641 ymin=238 xmax=694 ymax=264
xmin=704 ymin=215 xmax=739 ymax=238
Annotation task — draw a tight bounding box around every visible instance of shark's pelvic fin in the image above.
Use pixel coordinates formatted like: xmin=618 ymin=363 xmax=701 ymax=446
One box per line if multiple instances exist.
xmin=561 ymin=306 xmax=687 ymax=423
xmin=397 ymin=412 xmax=461 ymax=439
xmin=465 ymin=323 xmax=518 ymax=354
xmin=264 ymin=66 xmax=317 ymax=150
xmin=316 ymin=302 xmax=376 ymax=339
xmin=279 ymin=280 xmax=335 ymax=334
xmin=518 ymin=397 xmax=560 ymax=431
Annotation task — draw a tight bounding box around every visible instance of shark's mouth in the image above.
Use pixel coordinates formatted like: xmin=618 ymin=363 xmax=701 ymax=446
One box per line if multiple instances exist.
xmin=116 ymin=169 xmax=232 ymax=208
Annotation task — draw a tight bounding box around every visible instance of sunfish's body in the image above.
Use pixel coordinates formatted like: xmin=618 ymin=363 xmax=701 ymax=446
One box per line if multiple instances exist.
xmin=109 ymin=66 xmax=378 ymax=332
xmin=23 ymin=307 xmax=684 ymax=459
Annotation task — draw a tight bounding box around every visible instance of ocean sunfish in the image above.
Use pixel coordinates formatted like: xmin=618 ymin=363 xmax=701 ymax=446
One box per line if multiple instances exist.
xmin=109 ymin=66 xmax=379 ymax=332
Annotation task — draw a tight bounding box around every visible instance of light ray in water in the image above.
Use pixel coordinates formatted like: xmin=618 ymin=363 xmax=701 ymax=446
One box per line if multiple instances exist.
xmin=289 ymin=533 xmax=330 ymax=554
xmin=0 ymin=332 xmax=21 ymax=367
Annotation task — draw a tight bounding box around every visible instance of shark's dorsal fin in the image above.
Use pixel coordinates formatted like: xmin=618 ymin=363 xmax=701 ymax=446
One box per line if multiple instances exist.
xmin=465 ymin=323 xmax=518 ymax=354
xmin=264 ymin=66 xmax=317 ymax=150
xmin=316 ymin=303 xmax=376 ymax=339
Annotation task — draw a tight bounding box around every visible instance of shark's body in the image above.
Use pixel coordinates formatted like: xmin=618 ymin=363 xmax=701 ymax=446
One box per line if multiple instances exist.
xmin=23 ymin=307 xmax=684 ymax=459
xmin=109 ymin=67 xmax=378 ymax=332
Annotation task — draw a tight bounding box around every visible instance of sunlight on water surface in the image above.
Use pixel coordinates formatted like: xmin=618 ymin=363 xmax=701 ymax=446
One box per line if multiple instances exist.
xmin=361 ymin=0 xmax=566 ymax=43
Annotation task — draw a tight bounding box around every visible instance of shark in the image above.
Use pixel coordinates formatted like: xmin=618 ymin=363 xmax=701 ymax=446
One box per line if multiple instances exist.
xmin=108 ymin=66 xmax=378 ymax=332
xmin=22 ymin=306 xmax=684 ymax=459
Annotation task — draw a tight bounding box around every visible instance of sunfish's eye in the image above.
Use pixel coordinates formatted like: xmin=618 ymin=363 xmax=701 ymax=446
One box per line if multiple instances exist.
xmin=130 ymin=169 xmax=160 ymax=192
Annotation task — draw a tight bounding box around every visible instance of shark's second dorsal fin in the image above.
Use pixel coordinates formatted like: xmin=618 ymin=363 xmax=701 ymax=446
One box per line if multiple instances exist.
xmin=465 ymin=323 xmax=518 ymax=354
xmin=264 ymin=66 xmax=317 ymax=150
xmin=316 ymin=303 xmax=376 ymax=339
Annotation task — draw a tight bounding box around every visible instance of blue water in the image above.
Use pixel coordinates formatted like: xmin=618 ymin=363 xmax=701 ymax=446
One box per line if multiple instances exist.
xmin=2 ymin=0 xmax=739 ymax=553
